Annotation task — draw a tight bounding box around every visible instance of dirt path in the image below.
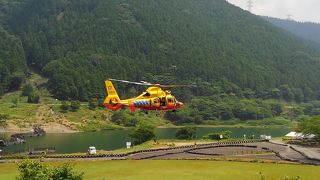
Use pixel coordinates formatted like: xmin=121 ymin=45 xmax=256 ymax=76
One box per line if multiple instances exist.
xmin=35 ymin=104 xmax=78 ymax=133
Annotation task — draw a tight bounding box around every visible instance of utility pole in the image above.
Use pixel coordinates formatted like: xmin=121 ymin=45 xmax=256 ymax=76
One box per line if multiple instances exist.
xmin=247 ymin=0 xmax=253 ymax=13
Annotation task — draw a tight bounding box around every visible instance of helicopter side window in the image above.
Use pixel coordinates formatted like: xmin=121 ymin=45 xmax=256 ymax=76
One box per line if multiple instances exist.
xmin=154 ymin=98 xmax=159 ymax=103
xmin=168 ymin=98 xmax=174 ymax=103
xmin=143 ymin=92 xmax=151 ymax=97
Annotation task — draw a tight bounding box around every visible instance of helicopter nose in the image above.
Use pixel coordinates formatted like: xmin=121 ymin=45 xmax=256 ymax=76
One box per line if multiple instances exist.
xmin=176 ymin=102 xmax=184 ymax=108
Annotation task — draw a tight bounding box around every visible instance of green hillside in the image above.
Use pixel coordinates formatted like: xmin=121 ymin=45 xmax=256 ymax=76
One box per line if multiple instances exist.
xmin=2 ymin=0 xmax=320 ymax=125
xmin=0 ymin=0 xmax=319 ymax=101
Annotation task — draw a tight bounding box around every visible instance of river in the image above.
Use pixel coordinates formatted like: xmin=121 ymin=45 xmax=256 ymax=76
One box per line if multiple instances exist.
xmin=0 ymin=127 xmax=290 ymax=154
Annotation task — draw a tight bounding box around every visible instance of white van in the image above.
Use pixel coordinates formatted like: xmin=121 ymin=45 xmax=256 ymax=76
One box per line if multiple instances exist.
xmin=88 ymin=146 xmax=96 ymax=155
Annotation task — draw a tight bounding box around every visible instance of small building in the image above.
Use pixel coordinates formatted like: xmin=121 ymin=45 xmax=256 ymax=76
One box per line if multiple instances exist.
xmin=285 ymin=131 xmax=315 ymax=140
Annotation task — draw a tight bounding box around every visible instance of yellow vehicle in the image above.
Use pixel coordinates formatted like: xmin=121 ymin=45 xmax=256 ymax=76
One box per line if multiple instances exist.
xmin=104 ymin=79 xmax=194 ymax=112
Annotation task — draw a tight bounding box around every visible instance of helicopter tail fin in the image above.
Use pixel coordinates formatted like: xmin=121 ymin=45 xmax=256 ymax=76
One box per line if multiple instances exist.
xmin=104 ymin=80 xmax=122 ymax=111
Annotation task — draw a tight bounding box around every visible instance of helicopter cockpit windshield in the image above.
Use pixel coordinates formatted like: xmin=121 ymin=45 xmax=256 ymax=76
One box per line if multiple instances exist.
xmin=142 ymin=92 xmax=151 ymax=97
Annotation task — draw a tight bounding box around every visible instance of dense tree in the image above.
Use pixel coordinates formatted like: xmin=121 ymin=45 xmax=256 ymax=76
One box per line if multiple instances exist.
xmin=111 ymin=110 xmax=138 ymax=127
xmin=298 ymin=116 xmax=320 ymax=141
xmin=0 ymin=28 xmax=26 ymax=95
xmin=280 ymin=85 xmax=294 ymax=102
xmin=27 ymin=92 xmax=40 ymax=103
xmin=21 ymin=84 xmax=33 ymax=96
xmin=130 ymin=124 xmax=155 ymax=144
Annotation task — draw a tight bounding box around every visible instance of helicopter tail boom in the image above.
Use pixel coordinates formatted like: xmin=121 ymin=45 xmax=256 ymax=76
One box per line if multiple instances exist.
xmin=104 ymin=80 xmax=122 ymax=111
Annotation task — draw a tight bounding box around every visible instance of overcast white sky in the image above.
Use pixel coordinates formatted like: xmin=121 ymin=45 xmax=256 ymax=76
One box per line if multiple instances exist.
xmin=226 ymin=0 xmax=320 ymax=23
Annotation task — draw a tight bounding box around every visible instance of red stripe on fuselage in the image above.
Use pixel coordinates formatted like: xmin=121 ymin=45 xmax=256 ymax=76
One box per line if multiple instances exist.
xmin=104 ymin=103 xmax=122 ymax=111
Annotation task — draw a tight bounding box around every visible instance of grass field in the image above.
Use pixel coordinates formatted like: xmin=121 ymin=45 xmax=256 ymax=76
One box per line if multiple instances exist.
xmin=0 ymin=160 xmax=319 ymax=180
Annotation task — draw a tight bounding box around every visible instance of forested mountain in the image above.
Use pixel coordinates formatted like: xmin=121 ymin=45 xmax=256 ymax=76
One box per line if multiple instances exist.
xmin=264 ymin=16 xmax=320 ymax=45
xmin=1 ymin=0 xmax=320 ymax=103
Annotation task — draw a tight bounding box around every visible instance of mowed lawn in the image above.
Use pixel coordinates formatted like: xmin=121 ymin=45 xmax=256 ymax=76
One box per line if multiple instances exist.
xmin=0 ymin=160 xmax=319 ymax=180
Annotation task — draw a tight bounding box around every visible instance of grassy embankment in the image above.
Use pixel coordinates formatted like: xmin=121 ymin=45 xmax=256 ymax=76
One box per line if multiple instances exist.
xmin=0 ymin=160 xmax=319 ymax=180
xmin=0 ymin=73 xmax=303 ymax=132
xmin=0 ymin=74 xmax=171 ymax=132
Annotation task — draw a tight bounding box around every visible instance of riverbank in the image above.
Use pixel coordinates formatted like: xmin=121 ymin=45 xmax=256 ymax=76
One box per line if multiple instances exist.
xmin=0 ymin=122 xmax=79 ymax=134
xmin=158 ymin=124 xmax=295 ymax=129
xmin=1 ymin=123 xmax=293 ymax=134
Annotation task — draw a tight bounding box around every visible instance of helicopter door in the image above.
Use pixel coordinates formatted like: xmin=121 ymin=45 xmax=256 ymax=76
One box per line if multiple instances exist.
xmin=160 ymin=97 xmax=166 ymax=107
xmin=167 ymin=97 xmax=174 ymax=108
xmin=153 ymin=98 xmax=160 ymax=108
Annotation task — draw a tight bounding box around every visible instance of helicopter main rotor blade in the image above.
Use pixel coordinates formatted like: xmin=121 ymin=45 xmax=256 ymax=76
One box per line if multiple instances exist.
xmin=157 ymin=84 xmax=197 ymax=88
xmin=108 ymin=78 xmax=196 ymax=88
xmin=108 ymin=78 xmax=153 ymax=86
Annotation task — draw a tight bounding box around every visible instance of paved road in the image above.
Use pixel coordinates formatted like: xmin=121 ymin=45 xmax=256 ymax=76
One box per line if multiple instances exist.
xmin=291 ymin=145 xmax=320 ymax=161
xmin=125 ymin=141 xmax=320 ymax=164
xmin=2 ymin=141 xmax=320 ymax=165
xmin=127 ymin=141 xmax=320 ymax=165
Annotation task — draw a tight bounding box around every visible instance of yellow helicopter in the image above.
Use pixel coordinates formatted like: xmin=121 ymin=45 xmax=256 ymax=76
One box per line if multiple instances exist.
xmin=104 ymin=79 xmax=195 ymax=112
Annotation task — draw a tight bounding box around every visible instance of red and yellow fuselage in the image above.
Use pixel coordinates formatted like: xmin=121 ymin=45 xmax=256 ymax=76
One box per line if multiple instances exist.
xmin=104 ymin=80 xmax=183 ymax=112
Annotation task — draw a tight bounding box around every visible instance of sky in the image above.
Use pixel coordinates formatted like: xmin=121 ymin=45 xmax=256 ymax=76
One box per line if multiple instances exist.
xmin=226 ymin=0 xmax=320 ymax=23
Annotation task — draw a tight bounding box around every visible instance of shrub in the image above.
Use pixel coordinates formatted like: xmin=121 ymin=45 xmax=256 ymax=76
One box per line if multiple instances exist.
xmin=175 ymin=127 xmax=196 ymax=140
xmin=27 ymin=92 xmax=40 ymax=103
xmin=70 ymin=101 xmax=81 ymax=112
xmin=0 ymin=114 xmax=9 ymax=127
xmin=88 ymin=98 xmax=98 ymax=110
xmin=60 ymin=101 xmax=70 ymax=113
xmin=298 ymin=116 xmax=320 ymax=141
xmin=203 ymin=131 xmax=232 ymax=140
xmin=17 ymin=159 xmax=83 ymax=180
xmin=11 ymin=97 xmax=18 ymax=107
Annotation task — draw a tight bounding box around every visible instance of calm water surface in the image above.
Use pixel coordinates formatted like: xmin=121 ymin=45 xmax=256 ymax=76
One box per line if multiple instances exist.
xmin=0 ymin=127 xmax=290 ymax=153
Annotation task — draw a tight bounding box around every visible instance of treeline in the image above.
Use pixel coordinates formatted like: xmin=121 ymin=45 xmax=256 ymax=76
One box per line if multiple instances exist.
xmin=264 ymin=16 xmax=320 ymax=45
xmin=0 ymin=27 xmax=27 ymax=96
xmin=165 ymin=95 xmax=320 ymax=124
xmin=1 ymin=0 xmax=320 ymax=104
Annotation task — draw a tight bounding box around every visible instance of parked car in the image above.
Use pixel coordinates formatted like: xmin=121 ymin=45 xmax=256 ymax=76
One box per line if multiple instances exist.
xmin=88 ymin=146 xmax=96 ymax=155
